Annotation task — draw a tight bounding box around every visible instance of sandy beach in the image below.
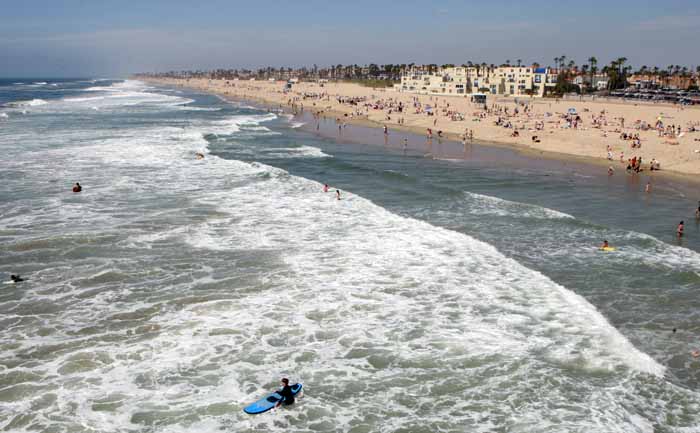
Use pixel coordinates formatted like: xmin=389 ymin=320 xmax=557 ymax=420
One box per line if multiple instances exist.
xmin=140 ymin=77 xmax=700 ymax=178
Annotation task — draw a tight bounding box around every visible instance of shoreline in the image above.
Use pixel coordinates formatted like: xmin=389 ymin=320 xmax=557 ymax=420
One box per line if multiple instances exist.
xmin=137 ymin=77 xmax=700 ymax=188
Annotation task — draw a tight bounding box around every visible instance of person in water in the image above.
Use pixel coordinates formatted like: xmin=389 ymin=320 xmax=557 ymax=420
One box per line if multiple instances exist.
xmin=275 ymin=378 xmax=295 ymax=408
xmin=72 ymin=182 xmax=82 ymax=193
xmin=323 ymin=184 xmax=329 ymax=193
xmin=10 ymin=274 xmax=23 ymax=283
xmin=677 ymin=221 xmax=684 ymax=237
xmin=336 ymin=189 xmax=341 ymax=200
xmin=600 ymin=240 xmax=610 ymax=250
xmin=695 ymin=201 xmax=700 ymax=220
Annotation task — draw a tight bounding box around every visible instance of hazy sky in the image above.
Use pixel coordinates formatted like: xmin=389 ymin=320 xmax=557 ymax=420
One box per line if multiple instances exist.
xmin=1 ymin=0 xmax=698 ymax=77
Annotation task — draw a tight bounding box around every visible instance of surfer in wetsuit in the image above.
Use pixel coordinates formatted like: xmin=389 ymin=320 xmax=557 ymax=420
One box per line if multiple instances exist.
xmin=10 ymin=274 xmax=23 ymax=283
xmin=275 ymin=378 xmax=294 ymax=408
xmin=600 ymin=240 xmax=610 ymax=250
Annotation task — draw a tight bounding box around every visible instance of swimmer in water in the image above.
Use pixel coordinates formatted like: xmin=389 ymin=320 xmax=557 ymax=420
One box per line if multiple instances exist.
xmin=645 ymin=181 xmax=651 ymax=193
xmin=695 ymin=201 xmax=700 ymax=219
xmin=336 ymin=189 xmax=341 ymax=200
xmin=677 ymin=221 xmax=684 ymax=237
xmin=72 ymin=182 xmax=82 ymax=193
xmin=600 ymin=240 xmax=610 ymax=250
xmin=323 ymin=184 xmax=329 ymax=193
xmin=607 ymin=166 xmax=614 ymax=176
xmin=274 ymin=378 xmax=295 ymax=408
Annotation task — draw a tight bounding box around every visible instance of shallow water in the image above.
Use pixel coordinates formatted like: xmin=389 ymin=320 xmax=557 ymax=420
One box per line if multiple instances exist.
xmin=1 ymin=79 xmax=699 ymax=432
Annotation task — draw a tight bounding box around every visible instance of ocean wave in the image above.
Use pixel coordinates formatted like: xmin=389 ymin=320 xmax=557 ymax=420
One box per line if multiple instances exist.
xmin=463 ymin=191 xmax=575 ymax=220
xmin=262 ymin=145 xmax=331 ymax=158
xmin=178 ymin=106 xmax=222 ymax=112
xmin=4 ymin=98 xmax=49 ymax=108
xmin=63 ymin=96 xmax=106 ymax=103
xmin=203 ymin=113 xmax=277 ymax=136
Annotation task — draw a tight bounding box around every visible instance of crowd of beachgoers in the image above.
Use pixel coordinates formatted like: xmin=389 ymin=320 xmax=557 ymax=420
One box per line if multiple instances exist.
xmin=141 ymin=77 xmax=700 ymax=177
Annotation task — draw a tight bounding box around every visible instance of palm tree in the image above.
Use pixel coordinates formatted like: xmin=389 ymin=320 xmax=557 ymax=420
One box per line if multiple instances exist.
xmin=517 ymin=59 xmax=522 ymax=67
xmin=554 ymin=57 xmax=560 ymax=69
xmin=587 ymin=57 xmax=598 ymax=92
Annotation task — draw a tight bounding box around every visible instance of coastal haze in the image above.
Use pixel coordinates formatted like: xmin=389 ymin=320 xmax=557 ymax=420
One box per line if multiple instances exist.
xmin=2 ymin=2 xmax=700 ymax=433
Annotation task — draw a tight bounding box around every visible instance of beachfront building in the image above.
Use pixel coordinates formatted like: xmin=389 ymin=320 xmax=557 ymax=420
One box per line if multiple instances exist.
xmin=573 ymin=74 xmax=609 ymax=91
xmin=395 ymin=66 xmax=556 ymax=97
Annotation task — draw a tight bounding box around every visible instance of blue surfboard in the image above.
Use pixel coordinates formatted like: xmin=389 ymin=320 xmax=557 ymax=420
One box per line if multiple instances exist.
xmin=243 ymin=383 xmax=302 ymax=414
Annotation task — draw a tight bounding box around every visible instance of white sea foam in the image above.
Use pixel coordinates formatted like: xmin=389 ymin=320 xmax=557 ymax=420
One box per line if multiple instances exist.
xmin=4 ymin=98 xmax=49 ymax=107
xmin=464 ymin=191 xmax=575 ymax=219
xmin=289 ymin=121 xmax=306 ymax=128
xmin=263 ymin=145 xmax=331 ymax=158
xmin=616 ymin=231 xmax=700 ymax=276
xmin=178 ymin=106 xmax=222 ymax=112
xmin=203 ymin=114 xmax=277 ymax=136
xmin=0 ymin=112 xmax=8 ymax=119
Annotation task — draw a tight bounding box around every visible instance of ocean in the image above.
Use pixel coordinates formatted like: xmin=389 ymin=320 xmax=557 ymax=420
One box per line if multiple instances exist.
xmin=1 ymin=78 xmax=699 ymax=432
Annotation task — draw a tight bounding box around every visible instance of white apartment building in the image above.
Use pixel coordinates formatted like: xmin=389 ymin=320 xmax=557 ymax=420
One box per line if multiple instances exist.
xmin=396 ymin=66 xmax=557 ymax=97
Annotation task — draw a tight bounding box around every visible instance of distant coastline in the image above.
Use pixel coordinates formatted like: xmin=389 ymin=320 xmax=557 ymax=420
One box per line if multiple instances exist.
xmin=136 ymin=76 xmax=700 ymax=185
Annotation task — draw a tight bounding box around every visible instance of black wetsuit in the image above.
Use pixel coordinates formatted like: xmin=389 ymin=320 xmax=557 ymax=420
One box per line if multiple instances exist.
xmin=278 ymin=385 xmax=295 ymax=405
